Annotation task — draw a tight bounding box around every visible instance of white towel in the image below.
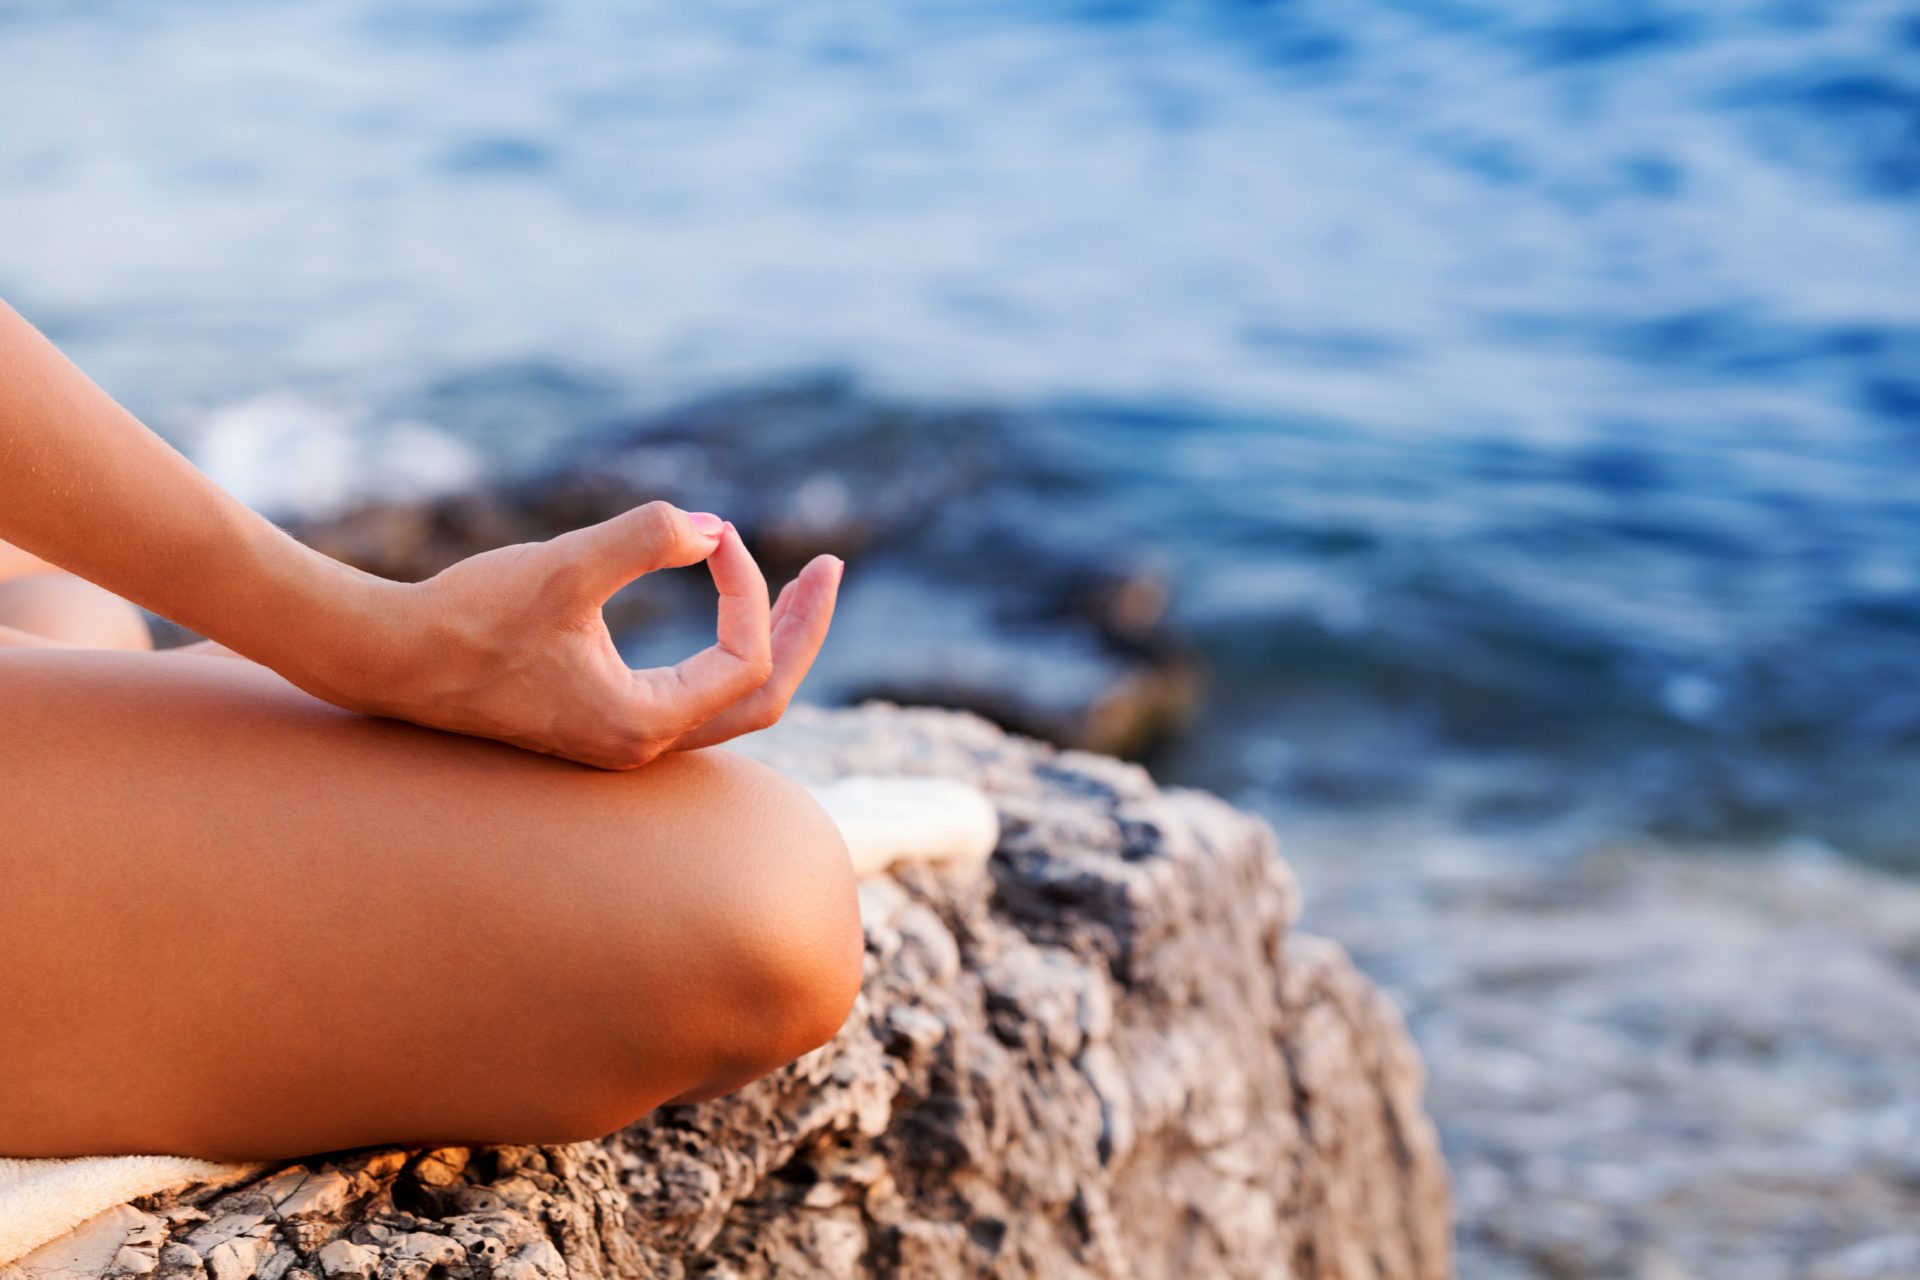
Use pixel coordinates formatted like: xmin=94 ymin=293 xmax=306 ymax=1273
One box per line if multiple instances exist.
xmin=802 ymin=775 xmax=1001 ymax=879
xmin=0 ymin=1157 xmax=248 ymax=1274
xmin=0 ymin=775 xmax=999 ymax=1271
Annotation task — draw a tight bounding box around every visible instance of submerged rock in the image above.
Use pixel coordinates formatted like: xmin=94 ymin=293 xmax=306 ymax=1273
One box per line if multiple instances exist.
xmin=12 ymin=704 xmax=1449 ymax=1280
xmin=284 ymin=382 xmax=1202 ymax=759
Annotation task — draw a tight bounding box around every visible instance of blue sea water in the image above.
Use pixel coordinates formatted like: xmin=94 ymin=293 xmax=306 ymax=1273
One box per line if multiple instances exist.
xmin=2 ymin=0 xmax=1918 ymax=859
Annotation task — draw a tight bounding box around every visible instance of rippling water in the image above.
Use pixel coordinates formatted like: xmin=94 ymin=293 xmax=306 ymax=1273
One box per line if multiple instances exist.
xmin=3 ymin=0 xmax=1918 ymax=860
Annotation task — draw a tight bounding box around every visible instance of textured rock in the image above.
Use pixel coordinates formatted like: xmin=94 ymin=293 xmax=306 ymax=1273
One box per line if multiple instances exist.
xmin=16 ymin=704 xmax=1449 ymax=1280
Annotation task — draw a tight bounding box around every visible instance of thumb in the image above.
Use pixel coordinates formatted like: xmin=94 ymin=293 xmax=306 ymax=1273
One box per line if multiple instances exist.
xmin=551 ymin=501 xmax=726 ymax=604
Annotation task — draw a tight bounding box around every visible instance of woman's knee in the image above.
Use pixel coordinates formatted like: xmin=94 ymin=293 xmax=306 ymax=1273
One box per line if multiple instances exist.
xmin=581 ymin=750 xmax=865 ymax=1118
xmin=691 ymin=753 xmax=864 ymax=1070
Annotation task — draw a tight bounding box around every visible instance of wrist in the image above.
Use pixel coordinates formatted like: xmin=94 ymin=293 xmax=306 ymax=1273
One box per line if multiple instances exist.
xmin=211 ymin=527 xmax=418 ymax=714
xmin=287 ymin=554 xmax=421 ymax=716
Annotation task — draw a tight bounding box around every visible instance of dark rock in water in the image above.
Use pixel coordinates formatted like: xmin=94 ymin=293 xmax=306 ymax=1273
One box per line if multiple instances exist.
xmin=848 ymin=551 xmax=1200 ymax=757
xmin=813 ymin=561 xmax=1199 ymax=758
xmin=518 ymin=378 xmax=1002 ymax=581
xmin=847 ymin=656 xmax=1197 ymax=761
xmin=16 ymin=705 xmax=1451 ymax=1280
xmin=285 ymin=382 xmax=1203 ymax=759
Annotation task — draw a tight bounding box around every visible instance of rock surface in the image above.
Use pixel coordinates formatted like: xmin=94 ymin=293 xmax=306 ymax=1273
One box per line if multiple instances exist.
xmin=12 ymin=704 xmax=1449 ymax=1280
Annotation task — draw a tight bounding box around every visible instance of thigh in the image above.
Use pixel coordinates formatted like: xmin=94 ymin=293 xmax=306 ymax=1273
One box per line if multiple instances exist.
xmin=0 ymin=649 xmax=823 ymax=1159
xmin=0 ymin=538 xmax=152 ymax=648
xmin=0 ymin=572 xmax=153 ymax=649
xmin=0 ymin=538 xmax=50 ymax=581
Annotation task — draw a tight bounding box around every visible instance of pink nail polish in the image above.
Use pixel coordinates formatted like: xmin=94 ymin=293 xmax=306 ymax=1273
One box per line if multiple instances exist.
xmin=688 ymin=512 xmax=724 ymax=537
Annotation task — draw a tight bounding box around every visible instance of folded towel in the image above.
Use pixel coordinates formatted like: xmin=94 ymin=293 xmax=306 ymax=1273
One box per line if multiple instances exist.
xmin=802 ymin=775 xmax=1001 ymax=879
xmin=0 ymin=1157 xmax=249 ymax=1273
xmin=0 ymin=775 xmax=1000 ymax=1272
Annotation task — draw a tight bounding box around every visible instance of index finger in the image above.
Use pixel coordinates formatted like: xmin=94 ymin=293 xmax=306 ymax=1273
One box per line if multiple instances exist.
xmin=629 ymin=521 xmax=774 ymax=735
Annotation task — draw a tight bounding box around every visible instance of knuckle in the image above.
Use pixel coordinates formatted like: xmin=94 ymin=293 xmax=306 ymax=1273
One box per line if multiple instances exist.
xmin=621 ymin=730 xmax=665 ymax=766
xmin=586 ymin=724 xmax=658 ymax=770
xmin=607 ymin=744 xmax=654 ymax=770
xmin=634 ymin=500 xmax=681 ymax=546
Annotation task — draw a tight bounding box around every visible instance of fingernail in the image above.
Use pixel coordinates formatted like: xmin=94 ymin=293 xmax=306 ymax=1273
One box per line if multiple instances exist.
xmin=688 ymin=511 xmax=724 ymax=538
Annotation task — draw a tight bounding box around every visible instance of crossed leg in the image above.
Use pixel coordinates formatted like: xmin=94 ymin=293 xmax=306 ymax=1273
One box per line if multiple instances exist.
xmin=0 ymin=552 xmax=863 ymax=1162
xmin=0 ymin=541 xmax=153 ymax=651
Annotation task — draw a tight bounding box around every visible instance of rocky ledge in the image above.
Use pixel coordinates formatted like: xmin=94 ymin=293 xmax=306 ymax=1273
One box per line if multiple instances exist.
xmin=10 ymin=704 xmax=1448 ymax=1280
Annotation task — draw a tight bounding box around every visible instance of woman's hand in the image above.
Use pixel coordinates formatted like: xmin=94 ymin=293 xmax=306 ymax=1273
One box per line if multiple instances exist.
xmin=330 ymin=502 xmax=843 ymax=769
xmin=0 ymin=301 xmax=845 ymax=765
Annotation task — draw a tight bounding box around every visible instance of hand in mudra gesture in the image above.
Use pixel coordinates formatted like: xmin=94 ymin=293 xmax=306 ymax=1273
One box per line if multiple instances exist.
xmin=328 ymin=503 xmax=843 ymax=768
xmin=2 ymin=302 xmax=843 ymax=768
xmin=0 ymin=302 xmax=873 ymax=1165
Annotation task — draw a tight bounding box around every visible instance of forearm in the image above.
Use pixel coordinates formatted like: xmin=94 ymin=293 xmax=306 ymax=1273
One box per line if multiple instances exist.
xmin=0 ymin=300 xmax=398 ymax=697
xmin=0 ymin=296 xmax=812 ymax=765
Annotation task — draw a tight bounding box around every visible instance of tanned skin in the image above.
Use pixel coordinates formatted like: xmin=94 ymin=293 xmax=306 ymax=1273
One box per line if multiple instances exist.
xmin=0 ymin=301 xmax=863 ymax=1160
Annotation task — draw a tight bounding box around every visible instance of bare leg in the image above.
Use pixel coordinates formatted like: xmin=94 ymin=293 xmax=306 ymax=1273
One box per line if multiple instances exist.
xmin=0 ymin=539 xmax=153 ymax=651
xmin=0 ymin=649 xmax=863 ymax=1161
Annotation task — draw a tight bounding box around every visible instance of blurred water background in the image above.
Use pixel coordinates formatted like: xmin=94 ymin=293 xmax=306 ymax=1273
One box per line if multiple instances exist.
xmin=4 ymin=0 xmax=1919 ymax=866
